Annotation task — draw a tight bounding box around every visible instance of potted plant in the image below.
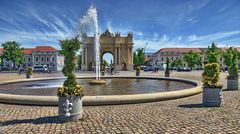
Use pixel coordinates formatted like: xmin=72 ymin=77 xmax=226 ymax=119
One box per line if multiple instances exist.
xmin=136 ymin=66 xmax=141 ymax=76
xmin=58 ymin=38 xmax=84 ymax=122
xmin=202 ymin=63 xmax=223 ymax=107
xmin=223 ymin=47 xmax=239 ymax=90
xmin=165 ymin=58 xmax=170 ymax=77
xmin=26 ymin=66 xmax=33 ymax=79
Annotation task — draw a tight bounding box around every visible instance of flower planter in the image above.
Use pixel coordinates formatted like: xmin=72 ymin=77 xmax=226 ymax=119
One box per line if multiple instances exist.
xmin=58 ymin=96 xmax=83 ymax=122
xmin=26 ymin=75 xmax=32 ymax=79
xmin=203 ymin=87 xmax=223 ymax=107
xmin=227 ymin=79 xmax=239 ymax=90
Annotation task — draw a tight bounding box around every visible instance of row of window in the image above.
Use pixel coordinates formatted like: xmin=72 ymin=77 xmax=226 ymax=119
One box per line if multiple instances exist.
xmin=160 ymin=57 xmax=181 ymax=61
xmin=159 ymin=56 xmax=231 ymax=62
xmin=24 ymin=56 xmax=55 ymax=62
xmin=161 ymin=52 xmax=180 ymax=55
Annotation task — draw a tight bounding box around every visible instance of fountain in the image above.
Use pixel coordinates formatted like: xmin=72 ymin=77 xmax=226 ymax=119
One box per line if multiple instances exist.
xmin=79 ymin=5 xmax=106 ymax=85
xmin=0 ymin=5 xmax=203 ymax=106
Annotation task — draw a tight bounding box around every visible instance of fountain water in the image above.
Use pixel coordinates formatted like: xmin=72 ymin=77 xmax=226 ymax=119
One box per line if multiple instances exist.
xmin=79 ymin=5 xmax=106 ymax=85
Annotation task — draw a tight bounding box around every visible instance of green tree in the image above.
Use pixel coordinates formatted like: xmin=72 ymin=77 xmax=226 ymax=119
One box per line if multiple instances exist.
xmin=102 ymin=59 xmax=109 ymax=70
xmin=183 ymin=50 xmax=201 ymax=69
xmin=223 ymin=47 xmax=238 ymax=67
xmin=172 ymin=58 xmax=183 ymax=67
xmin=204 ymin=42 xmax=221 ymax=64
xmin=1 ymin=41 xmax=24 ymax=69
xmin=133 ymin=51 xmax=139 ymax=66
xmin=77 ymin=54 xmax=82 ymax=68
xmin=133 ymin=48 xmax=145 ymax=66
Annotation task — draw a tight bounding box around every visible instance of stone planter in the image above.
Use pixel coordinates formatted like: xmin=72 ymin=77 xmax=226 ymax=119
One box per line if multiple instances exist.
xmin=227 ymin=79 xmax=239 ymax=90
xmin=58 ymin=96 xmax=83 ymax=122
xmin=203 ymin=87 xmax=223 ymax=107
xmin=26 ymin=75 xmax=32 ymax=79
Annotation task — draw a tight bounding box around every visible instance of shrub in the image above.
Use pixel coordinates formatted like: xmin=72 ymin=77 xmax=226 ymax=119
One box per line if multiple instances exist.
xmin=223 ymin=47 xmax=239 ymax=80
xmin=57 ymin=38 xmax=84 ymax=98
xmin=228 ymin=66 xmax=238 ymax=80
xmin=202 ymin=63 xmax=222 ymax=88
xmin=26 ymin=66 xmax=33 ymax=76
xmin=204 ymin=42 xmax=221 ymax=64
xmin=136 ymin=67 xmax=141 ymax=73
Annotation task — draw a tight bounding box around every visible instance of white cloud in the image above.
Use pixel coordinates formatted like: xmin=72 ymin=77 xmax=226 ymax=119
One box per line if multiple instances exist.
xmin=134 ymin=30 xmax=240 ymax=53
xmin=188 ymin=31 xmax=240 ymax=43
xmin=177 ymin=36 xmax=182 ymax=41
xmin=188 ymin=35 xmax=197 ymax=41
xmin=160 ymin=34 xmax=169 ymax=42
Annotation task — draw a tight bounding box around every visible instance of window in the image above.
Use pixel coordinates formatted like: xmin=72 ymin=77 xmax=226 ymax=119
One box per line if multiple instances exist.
xmin=171 ymin=57 xmax=174 ymax=60
xmin=28 ymin=58 xmax=31 ymax=62
xmin=161 ymin=57 xmax=163 ymax=61
xmin=36 ymin=57 xmax=38 ymax=62
xmin=176 ymin=57 xmax=178 ymax=60
xmin=47 ymin=57 xmax=49 ymax=62
xmin=52 ymin=57 xmax=55 ymax=61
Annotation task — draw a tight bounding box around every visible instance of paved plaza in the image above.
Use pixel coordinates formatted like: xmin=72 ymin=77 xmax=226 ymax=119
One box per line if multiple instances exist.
xmin=0 ymin=71 xmax=239 ymax=133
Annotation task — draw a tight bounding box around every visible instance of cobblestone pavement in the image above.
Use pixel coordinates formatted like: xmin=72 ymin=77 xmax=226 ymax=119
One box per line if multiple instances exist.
xmin=0 ymin=71 xmax=239 ymax=133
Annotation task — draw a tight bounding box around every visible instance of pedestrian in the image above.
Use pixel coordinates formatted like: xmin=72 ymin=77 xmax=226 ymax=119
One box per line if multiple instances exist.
xmin=110 ymin=66 xmax=114 ymax=75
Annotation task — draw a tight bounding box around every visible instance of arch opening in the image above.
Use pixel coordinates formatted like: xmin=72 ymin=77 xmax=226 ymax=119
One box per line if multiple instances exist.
xmin=101 ymin=52 xmax=114 ymax=71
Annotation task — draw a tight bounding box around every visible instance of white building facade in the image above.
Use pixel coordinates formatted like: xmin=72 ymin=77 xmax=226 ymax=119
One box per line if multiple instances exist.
xmin=0 ymin=46 xmax=64 ymax=71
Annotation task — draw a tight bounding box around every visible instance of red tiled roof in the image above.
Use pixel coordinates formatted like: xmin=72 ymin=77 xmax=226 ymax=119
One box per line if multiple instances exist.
xmin=0 ymin=46 xmax=57 ymax=55
xmin=23 ymin=48 xmax=35 ymax=54
xmin=33 ymin=46 xmax=56 ymax=53
xmin=159 ymin=48 xmax=202 ymax=53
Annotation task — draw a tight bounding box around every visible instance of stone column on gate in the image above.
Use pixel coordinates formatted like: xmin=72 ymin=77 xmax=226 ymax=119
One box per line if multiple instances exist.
xmin=81 ymin=46 xmax=88 ymax=71
xmin=114 ymin=43 xmax=122 ymax=71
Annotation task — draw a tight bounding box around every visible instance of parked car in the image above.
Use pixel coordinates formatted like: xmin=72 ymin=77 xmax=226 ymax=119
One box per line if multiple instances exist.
xmin=143 ymin=66 xmax=150 ymax=71
xmin=177 ymin=67 xmax=191 ymax=72
xmin=33 ymin=65 xmax=48 ymax=72
xmin=144 ymin=66 xmax=157 ymax=72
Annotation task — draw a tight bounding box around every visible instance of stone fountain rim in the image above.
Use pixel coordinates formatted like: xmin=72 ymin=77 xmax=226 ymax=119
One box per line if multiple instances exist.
xmin=0 ymin=76 xmax=203 ymax=106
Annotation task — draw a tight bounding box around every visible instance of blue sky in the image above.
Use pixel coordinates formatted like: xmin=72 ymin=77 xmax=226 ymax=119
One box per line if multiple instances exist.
xmin=0 ymin=0 xmax=240 ymax=53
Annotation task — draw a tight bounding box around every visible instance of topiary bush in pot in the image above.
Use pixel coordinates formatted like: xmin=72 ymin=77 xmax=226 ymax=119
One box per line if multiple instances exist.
xmin=202 ymin=63 xmax=223 ymax=107
xmin=165 ymin=58 xmax=170 ymax=77
xmin=26 ymin=66 xmax=33 ymax=79
xmin=58 ymin=38 xmax=84 ymax=122
xmin=223 ymin=47 xmax=239 ymax=90
xmin=136 ymin=66 xmax=141 ymax=76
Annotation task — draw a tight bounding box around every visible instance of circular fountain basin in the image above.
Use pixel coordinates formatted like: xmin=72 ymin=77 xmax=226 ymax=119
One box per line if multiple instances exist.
xmin=0 ymin=76 xmax=202 ymax=106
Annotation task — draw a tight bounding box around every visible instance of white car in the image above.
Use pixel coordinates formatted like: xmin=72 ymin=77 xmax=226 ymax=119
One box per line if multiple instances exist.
xmin=33 ymin=65 xmax=48 ymax=72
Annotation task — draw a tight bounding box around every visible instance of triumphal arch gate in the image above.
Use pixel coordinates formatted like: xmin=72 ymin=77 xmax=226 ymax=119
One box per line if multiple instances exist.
xmin=81 ymin=29 xmax=134 ymax=71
